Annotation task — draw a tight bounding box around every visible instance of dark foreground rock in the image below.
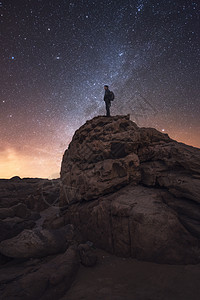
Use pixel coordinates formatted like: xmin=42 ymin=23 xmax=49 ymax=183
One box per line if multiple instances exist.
xmin=0 ymin=246 xmax=79 ymax=300
xmin=0 ymin=196 xmax=41 ymax=243
xmin=0 ymin=218 xmax=35 ymax=243
xmin=0 ymin=178 xmax=81 ymax=299
xmin=0 ymin=203 xmax=31 ymax=220
xmin=0 ymin=227 xmax=69 ymax=258
xmin=0 ymin=177 xmax=60 ymax=242
xmin=0 ymin=177 xmax=60 ymax=212
xmin=60 ymin=115 xmax=200 ymax=264
xmin=78 ymin=243 xmax=97 ymax=267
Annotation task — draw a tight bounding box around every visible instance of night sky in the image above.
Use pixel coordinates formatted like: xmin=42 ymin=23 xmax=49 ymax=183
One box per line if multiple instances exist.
xmin=1 ymin=0 xmax=199 ymax=179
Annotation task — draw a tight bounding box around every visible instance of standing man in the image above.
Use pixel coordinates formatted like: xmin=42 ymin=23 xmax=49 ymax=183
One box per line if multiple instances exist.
xmin=104 ymin=85 xmax=114 ymax=117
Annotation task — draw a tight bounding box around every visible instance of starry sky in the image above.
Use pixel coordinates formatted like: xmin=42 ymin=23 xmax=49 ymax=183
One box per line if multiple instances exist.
xmin=1 ymin=0 xmax=199 ymax=179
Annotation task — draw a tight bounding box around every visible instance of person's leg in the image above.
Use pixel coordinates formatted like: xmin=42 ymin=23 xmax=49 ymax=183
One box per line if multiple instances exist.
xmin=106 ymin=101 xmax=111 ymax=116
xmin=108 ymin=102 xmax=111 ymax=116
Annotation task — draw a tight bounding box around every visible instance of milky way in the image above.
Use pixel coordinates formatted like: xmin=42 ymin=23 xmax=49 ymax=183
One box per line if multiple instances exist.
xmin=1 ymin=0 xmax=200 ymax=178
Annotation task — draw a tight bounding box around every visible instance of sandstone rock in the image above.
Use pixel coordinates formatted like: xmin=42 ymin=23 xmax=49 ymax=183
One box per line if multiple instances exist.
xmin=0 ymin=178 xmax=59 ymax=212
xmin=78 ymin=243 xmax=97 ymax=267
xmin=29 ymin=211 xmax=41 ymax=221
xmin=0 ymin=207 xmax=15 ymax=219
xmin=0 ymin=219 xmax=35 ymax=242
xmin=25 ymin=178 xmax=60 ymax=212
xmin=0 ymin=227 xmax=69 ymax=258
xmin=43 ymin=214 xmax=65 ymax=230
xmin=0 ymin=177 xmax=80 ymax=298
xmin=12 ymin=203 xmax=30 ymax=218
xmin=63 ymin=184 xmax=200 ymax=264
xmin=0 ymin=203 xmax=30 ymax=220
xmin=0 ymin=246 xmax=79 ymax=300
xmin=0 ymin=201 xmax=35 ymax=243
xmin=0 ymin=197 xmax=19 ymax=209
xmin=60 ymin=115 xmax=200 ymax=207
xmin=60 ymin=115 xmax=200 ymax=264
xmin=60 ymin=115 xmax=142 ymax=205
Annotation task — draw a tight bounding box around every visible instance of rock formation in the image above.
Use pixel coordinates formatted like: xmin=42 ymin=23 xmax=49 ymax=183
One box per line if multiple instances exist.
xmin=0 ymin=227 xmax=68 ymax=258
xmin=0 ymin=177 xmax=83 ymax=299
xmin=0 ymin=245 xmax=79 ymax=299
xmin=0 ymin=114 xmax=200 ymax=299
xmin=60 ymin=115 xmax=200 ymax=264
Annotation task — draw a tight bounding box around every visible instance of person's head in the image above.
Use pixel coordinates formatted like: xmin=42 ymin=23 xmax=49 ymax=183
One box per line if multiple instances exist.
xmin=104 ymin=85 xmax=109 ymax=90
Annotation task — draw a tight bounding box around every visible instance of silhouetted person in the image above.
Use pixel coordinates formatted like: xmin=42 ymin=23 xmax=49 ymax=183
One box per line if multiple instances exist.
xmin=104 ymin=85 xmax=115 ymax=117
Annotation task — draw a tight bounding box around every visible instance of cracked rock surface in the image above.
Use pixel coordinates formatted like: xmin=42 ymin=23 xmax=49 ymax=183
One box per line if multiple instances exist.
xmin=60 ymin=115 xmax=200 ymax=264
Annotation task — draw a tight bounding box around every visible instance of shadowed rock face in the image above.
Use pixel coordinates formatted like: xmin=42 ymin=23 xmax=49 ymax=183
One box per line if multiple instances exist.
xmin=60 ymin=115 xmax=200 ymax=264
xmin=0 ymin=178 xmax=60 ymax=243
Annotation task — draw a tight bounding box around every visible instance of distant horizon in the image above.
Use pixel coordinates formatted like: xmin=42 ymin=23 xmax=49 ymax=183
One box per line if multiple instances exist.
xmin=0 ymin=176 xmax=60 ymax=180
xmin=1 ymin=117 xmax=200 ymax=180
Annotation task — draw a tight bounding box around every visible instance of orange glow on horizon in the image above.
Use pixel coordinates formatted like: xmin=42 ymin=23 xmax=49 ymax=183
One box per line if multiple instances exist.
xmin=0 ymin=127 xmax=199 ymax=180
xmin=0 ymin=147 xmax=61 ymax=179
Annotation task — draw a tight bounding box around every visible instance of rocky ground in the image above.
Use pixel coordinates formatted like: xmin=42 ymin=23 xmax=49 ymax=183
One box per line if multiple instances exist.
xmin=64 ymin=249 xmax=200 ymax=300
xmin=0 ymin=115 xmax=200 ymax=299
xmin=0 ymin=177 xmax=97 ymax=299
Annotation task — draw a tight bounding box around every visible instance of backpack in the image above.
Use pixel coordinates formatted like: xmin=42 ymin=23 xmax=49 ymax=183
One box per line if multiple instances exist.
xmin=109 ymin=91 xmax=115 ymax=101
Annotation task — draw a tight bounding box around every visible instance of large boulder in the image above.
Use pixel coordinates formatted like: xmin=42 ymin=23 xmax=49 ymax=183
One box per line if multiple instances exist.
xmin=0 ymin=227 xmax=69 ymax=258
xmin=60 ymin=115 xmax=143 ymax=205
xmin=59 ymin=115 xmax=200 ymax=264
